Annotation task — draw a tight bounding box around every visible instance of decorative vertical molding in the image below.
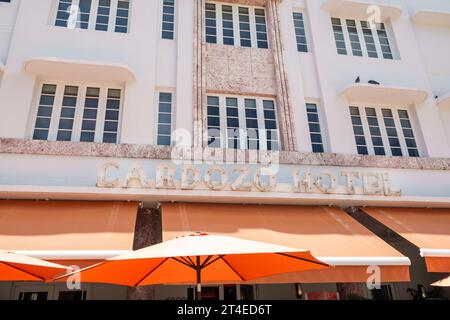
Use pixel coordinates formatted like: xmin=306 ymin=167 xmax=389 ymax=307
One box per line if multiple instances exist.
xmin=193 ymin=0 xmax=207 ymax=148
xmin=267 ymin=0 xmax=297 ymax=151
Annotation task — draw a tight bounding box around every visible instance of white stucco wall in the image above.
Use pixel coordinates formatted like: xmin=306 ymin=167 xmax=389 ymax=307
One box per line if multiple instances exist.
xmin=0 ymin=0 xmax=449 ymax=185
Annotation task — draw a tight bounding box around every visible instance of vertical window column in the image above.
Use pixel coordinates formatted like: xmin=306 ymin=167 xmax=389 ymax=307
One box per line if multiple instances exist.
xmin=293 ymin=12 xmax=308 ymax=53
xmin=263 ymin=100 xmax=279 ymax=151
xmin=254 ymin=9 xmax=268 ymax=49
xmin=205 ymin=3 xmax=217 ymax=44
xmin=376 ymin=23 xmax=393 ymax=59
xmin=238 ymin=7 xmax=251 ymax=47
xmin=156 ymin=92 xmax=173 ymax=146
xmin=398 ymin=110 xmax=419 ymax=157
xmin=161 ymin=0 xmax=175 ymax=39
xmin=55 ymin=0 xmax=73 ymax=28
xmin=349 ymin=106 xmax=368 ymax=155
xmin=115 ymin=0 xmax=130 ymax=33
xmin=346 ymin=19 xmax=363 ymax=57
xmin=226 ymin=98 xmax=240 ymax=149
xmin=103 ymin=89 xmax=121 ymax=143
xmin=381 ymin=109 xmax=402 ymax=156
xmin=331 ymin=18 xmax=347 ymax=55
xmin=77 ymin=0 xmax=92 ymax=29
xmin=306 ymin=103 xmax=324 ymax=153
xmin=207 ymin=96 xmax=221 ymax=148
xmin=221 ymin=5 xmax=234 ymax=45
xmin=365 ymin=107 xmax=385 ymax=155
xmin=57 ymin=86 xmax=79 ymax=141
xmin=360 ymin=21 xmax=378 ymax=58
xmin=95 ymin=0 xmax=111 ymax=31
xmin=80 ymin=87 xmax=100 ymax=142
xmin=245 ymin=99 xmax=259 ymax=150
xmin=33 ymin=85 xmax=57 ymax=140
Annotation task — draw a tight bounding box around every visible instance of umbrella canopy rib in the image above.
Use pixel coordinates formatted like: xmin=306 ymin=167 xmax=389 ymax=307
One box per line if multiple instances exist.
xmin=172 ymin=257 xmax=196 ymax=269
xmin=134 ymin=258 xmax=169 ymax=287
xmin=202 ymin=255 xmax=224 ymax=269
xmin=220 ymin=256 xmax=246 ymax=281
xmin=276 ymin=253 xmax=330 ymax=267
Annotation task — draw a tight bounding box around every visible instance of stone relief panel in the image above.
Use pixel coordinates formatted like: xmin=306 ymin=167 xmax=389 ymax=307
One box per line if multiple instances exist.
xmin=205 ymin=44 xmax=277 ymax=96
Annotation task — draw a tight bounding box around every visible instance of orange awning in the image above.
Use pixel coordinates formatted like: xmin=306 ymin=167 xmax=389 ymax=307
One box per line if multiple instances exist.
xmin=0 ymin=201 xmax=139 ymax=255
xmin=161 ymin=203 xmax=410 ymax=283
xmin=362 ymin=207 xmax=450 ymax=273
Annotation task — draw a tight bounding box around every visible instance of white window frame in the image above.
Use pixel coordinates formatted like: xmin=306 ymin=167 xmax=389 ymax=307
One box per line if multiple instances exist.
xmin=205 ymin=94 xmax=280 ymax=151
xmin=204 ymin=1 xmax=269 ymax=49
xmin=305 ymin=101 xmax=327 ymax=153
xmin=292 ymin=10 xmax=310 ymax=53
xmin=331 ymin=16 xmax=397 ymax=60
xmin=350 ymin=105 xmax=422 ymax=157
xmin=52 ymin=0 xmax=131 ymax=33
xmin=160 ymin=0 xmax=176 ymax=40
xmin=155 ymin=90 xmax=175 ymax=146
xmin=30 ymin=80 xmax=124 ymax=144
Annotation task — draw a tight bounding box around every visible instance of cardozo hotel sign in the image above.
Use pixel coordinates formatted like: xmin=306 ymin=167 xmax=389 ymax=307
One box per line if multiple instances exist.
xmin=97 ymin=161 xmax=402 ymax=197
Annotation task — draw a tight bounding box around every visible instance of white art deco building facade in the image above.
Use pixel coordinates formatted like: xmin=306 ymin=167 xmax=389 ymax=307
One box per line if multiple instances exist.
xmin=0 ymin=0 xmax=449 ymax=300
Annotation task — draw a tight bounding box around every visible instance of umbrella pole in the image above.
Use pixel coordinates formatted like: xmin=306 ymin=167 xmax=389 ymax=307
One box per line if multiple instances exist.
xmin=196 ymin=256 xmax=202 ymax=301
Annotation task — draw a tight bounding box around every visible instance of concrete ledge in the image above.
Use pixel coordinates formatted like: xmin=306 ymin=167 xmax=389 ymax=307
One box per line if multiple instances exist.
xmin=1 ymin=138 xmax=449 ymax=170
xmin=437 ymin=92 xmax=450 ymax=109
xmin=340 ymin=83 xmax=429 ymax=106
xmin=411 ymin=10 xmax=450 ymax=28
xmin=322 ymin=0 xmax=402 ymax=21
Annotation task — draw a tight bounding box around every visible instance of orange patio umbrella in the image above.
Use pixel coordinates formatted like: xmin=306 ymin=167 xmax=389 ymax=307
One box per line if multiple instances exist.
xmin=0 ymin=250 xmax=68 ymax=281
xmin=431 ymin=275 xmax=450 ymax=287
xmin=54 ymin=232 xmax=330 ymax=300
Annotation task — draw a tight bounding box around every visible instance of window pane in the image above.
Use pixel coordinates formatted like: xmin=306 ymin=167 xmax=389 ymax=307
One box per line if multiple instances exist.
xmin=254 ymin=8 xmax=268 ymax=49
xmin=33 ymin=84 xmax=56 ymax=141
xmin=157 ymin=92 xmax=173 ymax=146
xmin=161 ymin=0 xmax=175 ymax=39
xmin=293 ymin=12 xmax=308 ymax=52
xmin=331 ymin=18 xmax=347 ymax=55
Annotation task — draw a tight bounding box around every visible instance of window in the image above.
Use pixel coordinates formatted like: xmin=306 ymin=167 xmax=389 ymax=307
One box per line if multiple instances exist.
xmin=226 ymin=98 xmax=240 ymax=149
xmin=349 ymin=106 xmax=420 ymax=157
xmin=206 ymin=95 xmax=279 ymax=151
xmin=54 ymin=0 xmax=131 ymax=33
xmin=156 ymin=92 xmax=173 ymax=146
xmin=207 ymin=96 xmax=221 ymax=148
xmin=376 ymin=22 xmax=393 ymax=59
xmin=161 ymin=0 xmax=175 ymax=40
xmin=57 ymin=85 xmax=79 ymax=141
xmin=254 ymin=9 xmax=268 ymax=49
xmin=306 ymin=103 xmax=324 ymax=153
xmin=293 ymin=12 xmax=308 ymax=53
xmin=331 ymin=18 xmax=347 ymax=55
xmin=103 ymin=89 xmax=121 ymax=143
xmin=95 ymin=0 xmax=111 ymax=31
xmin=365 ymin=108 xmax=385 ymax=155
xmin=114 ymin=0 xmax=130 ymax=33
xmin=204 ymin=2 xmax=269 ymax=49
xmin=349 ymin=106 xmax=368 ymax=155
xmin=32 ymin=83 xmax=122 ymax=143
xmin=221 ymin=5 xmax=234 ymax=45
xmin=345 ymin=19 xmax=362 ymax=56
xmin=205 ymin=3 xmax=217 ymax=44
xmin=360 ymin=21 xmax=378 ymax=58
xmin=331 ymin=17 xmax=395 ymax=59
xmin=239 ymin=7 xmax=251 ymax=47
